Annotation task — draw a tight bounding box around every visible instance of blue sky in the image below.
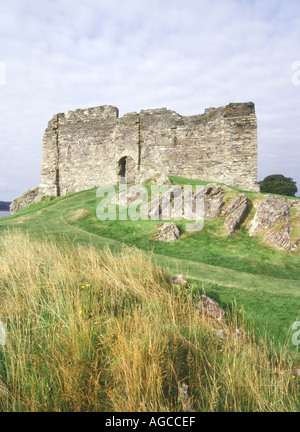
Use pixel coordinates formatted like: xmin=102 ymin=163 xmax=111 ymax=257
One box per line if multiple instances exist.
xmin=0 ymin=0 xmax=300 ymax=200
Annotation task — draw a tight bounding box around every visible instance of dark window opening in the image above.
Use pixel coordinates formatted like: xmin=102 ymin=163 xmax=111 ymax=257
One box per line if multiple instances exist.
xmin=118 ymin=156 xmax=127 ymax=182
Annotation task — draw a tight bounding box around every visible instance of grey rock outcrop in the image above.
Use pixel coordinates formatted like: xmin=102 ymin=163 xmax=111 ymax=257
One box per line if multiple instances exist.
xmin=199 ymin=295 xmax=225 ymax=320
xmin=288 ymin=199 xmax=300 ymax=208
xmin=171 ymin=274 xmax=189 ymax=288
xmin=264 ymin=222 xmax=291 ymax=251
xmin=157 ymin=222 xmax=180 ymax=242
xmin=291 ymin=239 xmax=300 ymax=251
xmin=178 ymin=382 xmax=193 ymax=412
xmin=204 ymin=184 xmax=226 ymax=220
xmin=249 ymin=196 xmax=290 ymax=236
xmin=248 ymin=196 xmax=292 ymax=250
xmin=149 ymin=185 xmax=183 ymax=220
xmin=223 ymin=194 xmax=248 ymax=235
xmin=9 ymin=187 xmax=40 ymax=215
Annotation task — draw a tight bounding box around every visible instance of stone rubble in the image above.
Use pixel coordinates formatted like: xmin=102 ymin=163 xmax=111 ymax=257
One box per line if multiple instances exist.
xmin=171 ymin=274 xmax=190 ymax=287
xmin=199 ymin=295 xmax=225 ymax=320
xmin=249 ymin=196 xmax=290 ymax=236
xmin=264 ymin=222 xmax=291 ymax=251
xmin=248 ymin=195 xmax=293 ymax=250
xmin=10 ymin=187 xmax=39 ymax=215
xmin=204 ymin=184 xmax=227 ymax=220
xmin=223 ymin=193 xmax=248 ymax=235
xmin=157 ymin=222 xmax=180 ymax=242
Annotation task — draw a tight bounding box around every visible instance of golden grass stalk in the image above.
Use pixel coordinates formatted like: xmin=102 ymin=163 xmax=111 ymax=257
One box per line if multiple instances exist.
xmin=0 ymin=231 xmax=298 ymax=412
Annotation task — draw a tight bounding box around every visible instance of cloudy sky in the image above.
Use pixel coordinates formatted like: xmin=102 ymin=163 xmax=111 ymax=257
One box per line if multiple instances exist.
xmin=0 ymin=0 xmax=299 ymax=200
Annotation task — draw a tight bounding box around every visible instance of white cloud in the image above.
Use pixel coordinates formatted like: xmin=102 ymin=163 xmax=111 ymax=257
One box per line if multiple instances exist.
xmin=0 ymin=0 xmax=300 ymax=199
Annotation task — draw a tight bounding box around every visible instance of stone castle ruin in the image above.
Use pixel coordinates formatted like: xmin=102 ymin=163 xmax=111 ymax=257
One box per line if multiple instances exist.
xmin=10 ymin=101 xmax=260 ymax=214
xmin=38 ymin=101 xmax=259 ymax=197
xmin=10 ymin=102 xmax=300 ymax=254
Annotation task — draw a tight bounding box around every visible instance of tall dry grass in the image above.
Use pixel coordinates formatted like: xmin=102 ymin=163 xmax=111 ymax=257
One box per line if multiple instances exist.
xmin=0 ymin=231 xmax=298 ymax=411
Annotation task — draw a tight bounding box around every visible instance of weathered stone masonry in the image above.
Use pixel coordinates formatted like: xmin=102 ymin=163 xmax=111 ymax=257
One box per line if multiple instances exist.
xmin=38 ymin=102 xmax=259 ymax=197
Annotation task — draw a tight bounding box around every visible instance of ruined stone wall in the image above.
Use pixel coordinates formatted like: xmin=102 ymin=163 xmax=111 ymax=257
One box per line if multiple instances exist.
xmin=138 ymin=103 xmax=258 ymax=190
xmin=38 ymin=102 xmax=259 ymax=197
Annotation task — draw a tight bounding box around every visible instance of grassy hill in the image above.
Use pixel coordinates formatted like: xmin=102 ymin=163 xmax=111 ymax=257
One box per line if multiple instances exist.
xmin=0 ymin=177 xmax=299 ymax=411
xmin=1 ymin=178 xmax=299 ymax=353
xmin=0 ymin=231 xmax=298 ymax=411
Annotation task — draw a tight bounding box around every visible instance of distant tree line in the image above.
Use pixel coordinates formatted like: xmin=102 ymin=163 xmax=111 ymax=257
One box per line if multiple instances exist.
xmin=259 ymin=174 xmax=298 ymax=197
xmin=0 ymin=201 xmax=11 ymax=210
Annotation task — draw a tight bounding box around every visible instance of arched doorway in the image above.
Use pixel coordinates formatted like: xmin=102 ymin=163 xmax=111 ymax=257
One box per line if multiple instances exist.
xmin=117 ymin=156 xmax=137 ymax=184
xmin=118 ymin=156 xmax=127 ymax=180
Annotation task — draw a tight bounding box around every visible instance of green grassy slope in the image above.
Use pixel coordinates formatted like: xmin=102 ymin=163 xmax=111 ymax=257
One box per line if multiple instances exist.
xmin=1 ymin=232 xmax=297 ymax=412
xmin=1 ymin=180 xmax=299 ymax=355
